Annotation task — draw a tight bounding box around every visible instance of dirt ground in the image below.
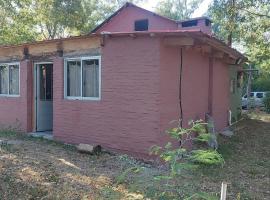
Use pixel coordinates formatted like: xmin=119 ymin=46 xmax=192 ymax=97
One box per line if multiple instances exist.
xmin=0 ymin=113 xmax=269 ymax=200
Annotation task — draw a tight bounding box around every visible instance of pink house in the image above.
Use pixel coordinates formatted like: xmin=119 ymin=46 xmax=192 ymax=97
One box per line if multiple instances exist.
xmin=0 ymin=3 xmax=245 ymax=157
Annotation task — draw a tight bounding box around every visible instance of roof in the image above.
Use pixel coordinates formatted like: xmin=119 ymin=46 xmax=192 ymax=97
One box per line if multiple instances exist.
xmin=94 ymin=30 xmax=246 ymax=60
xmin=90 ymin=2 xmax=176 ymax=33
xmin=178 ymin=16 xmax=213 ymax=23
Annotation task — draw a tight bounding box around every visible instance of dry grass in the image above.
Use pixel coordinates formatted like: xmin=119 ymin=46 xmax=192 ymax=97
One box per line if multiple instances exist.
xmin=0 ymin=113 xmax=269 ymax=200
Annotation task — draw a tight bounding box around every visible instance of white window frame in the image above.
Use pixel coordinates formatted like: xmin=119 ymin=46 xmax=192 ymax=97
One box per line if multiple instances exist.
xmin=0 ymin=62 xmax=20 ymax=97
xmin=64 ymin=56 xmax=101 ymax=101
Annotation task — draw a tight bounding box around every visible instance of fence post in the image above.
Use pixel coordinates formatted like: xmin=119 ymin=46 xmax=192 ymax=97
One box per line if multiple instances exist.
xmin=220 ymin=182 xmax=228 ymax=200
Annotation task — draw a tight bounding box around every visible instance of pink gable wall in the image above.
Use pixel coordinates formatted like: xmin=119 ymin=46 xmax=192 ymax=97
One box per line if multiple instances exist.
xmin=53 ymin=36 xmax=161 ymax=157
xmin=95 ymin=6 xmax=177 ymax=33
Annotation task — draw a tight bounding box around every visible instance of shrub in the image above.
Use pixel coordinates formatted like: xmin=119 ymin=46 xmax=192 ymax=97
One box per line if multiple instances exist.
xmin=149 ymin=120 xmax=224 ymax=199
xmin=263 ymin=92 xmax=270 ymax=113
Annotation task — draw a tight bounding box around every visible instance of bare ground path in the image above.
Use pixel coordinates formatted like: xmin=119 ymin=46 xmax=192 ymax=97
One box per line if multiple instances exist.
xmin=0 ymin=114 xmax=269 ymax=199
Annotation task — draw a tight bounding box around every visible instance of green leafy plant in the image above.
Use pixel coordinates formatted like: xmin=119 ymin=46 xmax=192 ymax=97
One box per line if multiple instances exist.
xmin=263 ymin=92 xmax=270 ymax=113
xmin=150 ymin=120 xmax=224 ymax=176
xmin=149 ymin=120 xmax=224 ymax=198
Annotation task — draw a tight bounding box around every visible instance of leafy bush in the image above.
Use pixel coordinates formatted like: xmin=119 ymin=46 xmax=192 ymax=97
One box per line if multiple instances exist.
xmin=149 ymin=120 xmax=224 ymax=199
xmin=263 ymin=92 xmax=270 ymax=113
xmin=150 ymin=120 xmax=224 ymax=175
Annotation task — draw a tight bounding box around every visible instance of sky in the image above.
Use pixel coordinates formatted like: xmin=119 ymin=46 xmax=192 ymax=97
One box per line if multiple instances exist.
xmin=138 ymin=0 xmax=213 ymax=18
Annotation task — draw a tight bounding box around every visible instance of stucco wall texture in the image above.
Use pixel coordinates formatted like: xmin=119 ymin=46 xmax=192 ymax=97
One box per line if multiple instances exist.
xmin=95 ymin=6 xmax=177 ymax=33
xmin=0 ymin=5 xmax=231 ymax=157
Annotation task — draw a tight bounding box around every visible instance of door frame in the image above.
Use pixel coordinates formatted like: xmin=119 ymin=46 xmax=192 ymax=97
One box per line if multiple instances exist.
xmin=33 ymin=62 xmax=53 ymax=132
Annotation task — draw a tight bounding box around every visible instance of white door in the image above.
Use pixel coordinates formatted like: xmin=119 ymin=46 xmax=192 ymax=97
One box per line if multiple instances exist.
xmin=36 ymin=63 xmax=53 ymax=131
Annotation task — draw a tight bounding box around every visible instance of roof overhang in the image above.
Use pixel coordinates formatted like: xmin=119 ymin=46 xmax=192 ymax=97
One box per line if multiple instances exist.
xmin=95 ymin=30 xmax=247 ymax=64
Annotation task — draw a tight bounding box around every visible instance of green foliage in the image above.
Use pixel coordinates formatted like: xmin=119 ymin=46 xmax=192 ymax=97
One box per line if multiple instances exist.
xmin=116 ymin=167 xmax=141 ymax=185
xmin=189 ymin=150 xmax=225 ymax=165
xmin=208 ymin=0 xmax=270 ymax=73
xmin=155 ymin=0 xmax=202 ymax=20
xmin=184 ymin=192 xmax=219 ymax=200
xmin=150 ymin=120 xmax=224 ymax=177
xmin=252 ymin=75 xmax=270 ymax=91
xmin=149 ymin=120 xmax=224 ymax=199
xmin=0 ymin=0 xmax=144 ymax=43
xmin=263 ymin=92 xmax=270 ymax=113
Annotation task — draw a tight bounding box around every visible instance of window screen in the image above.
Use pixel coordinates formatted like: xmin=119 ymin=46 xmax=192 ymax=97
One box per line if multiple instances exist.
xmin=66 ymin=57 xmax=100 ymax=99
xmin=67 ymin=60 xmax=81 ymax=97
xmin=135 ymin=19 xmax=149 ymax=31
xmin=82 ymin=59 xmax=99 ymax=98
xmin=0 ymin=65 xmax=9 ymax=94
xmin=0 ymin=64 xmax=19 ymax=95
xmin=9 ymin=65 xmax=19 ymax=95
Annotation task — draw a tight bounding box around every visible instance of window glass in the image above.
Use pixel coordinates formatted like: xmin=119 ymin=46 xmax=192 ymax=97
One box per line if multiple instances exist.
xmin=250 ymin=93 xmax=254 ymax=97
xmin=67 ymin=60 xmax=81 ymax=97
xmin=135 ymin=19 xmax=149 ymax=31
xmin=0 ymin=65 xmax=9 ymax=94
xmin=9 ymin=65 xmax=19 ymax=95
xmin=39 ymin=65 xmax=52 ymax=100
xmin=182 ymin=20 xmax=198 ymax=27
xmin=256 ymin=93 xmax=263 ymax=98
xmin=82 ymin=59 xmax=99 ymax=97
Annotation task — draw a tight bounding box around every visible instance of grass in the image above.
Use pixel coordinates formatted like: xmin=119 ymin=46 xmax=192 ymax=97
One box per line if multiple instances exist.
xmin=0 ymin=113 xmax=270 ymax=199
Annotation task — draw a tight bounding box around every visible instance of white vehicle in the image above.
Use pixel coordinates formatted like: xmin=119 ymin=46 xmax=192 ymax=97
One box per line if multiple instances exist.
xmin=242 ymin=92 xmax=267 ymax=109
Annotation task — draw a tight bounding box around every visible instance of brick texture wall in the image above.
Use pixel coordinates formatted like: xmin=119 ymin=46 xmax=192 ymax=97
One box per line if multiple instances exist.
xmin=53 ymin=36 xmax=161 ymax=156
xmin=96 ymin=6 xmax=177 ymax=33
xmin=0 ymin=60 xmax=32 ymax=132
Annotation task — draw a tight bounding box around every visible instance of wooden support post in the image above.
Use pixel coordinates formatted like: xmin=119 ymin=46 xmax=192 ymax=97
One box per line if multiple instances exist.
xmin=220 ymin=182 xmax=228 ymax=200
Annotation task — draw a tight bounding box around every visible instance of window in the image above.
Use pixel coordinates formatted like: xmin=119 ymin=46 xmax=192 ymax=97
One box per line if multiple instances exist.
xmin=134 ymin=19 xmax=148 ymax=31
xmin=65 ymin=56 xmax=101 ymax=100
xmin=205 ymin=19 xmax=211 ymax=26
xmin=256 ymin=93 xmax=263 ymax=98
xmin=40 ymin=64 xmax=53 ymax=100
xmin=182 ymin=20 xmax=198 ymax=27
xmin=0 ymin=63 xmax=19 ymax=96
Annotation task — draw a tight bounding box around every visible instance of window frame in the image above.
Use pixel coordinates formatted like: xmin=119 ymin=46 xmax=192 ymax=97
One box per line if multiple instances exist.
xmin=64 ymin=56 xmax=101 ymax=101
xmin=134 ymin=19 xmax=149 ymax=31
xmin=0 ymin=62 xmax=20 ymax=97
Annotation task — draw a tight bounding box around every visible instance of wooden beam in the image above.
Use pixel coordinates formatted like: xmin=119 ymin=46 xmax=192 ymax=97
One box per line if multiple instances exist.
xmin=212 ymin=50 xmax=224 ymax=59
xmin=163 ymin=37 xmax=194 ymax=46
xmin=201 ymin=45 xmax=212 ymax=54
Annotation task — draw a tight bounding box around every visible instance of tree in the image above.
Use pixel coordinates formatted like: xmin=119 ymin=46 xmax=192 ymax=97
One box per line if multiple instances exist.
xmin=0 ymin=0 xmax=144 ymax=43
xmin=208 ymin=0 xmax=270 ymax=73
xmin=155 ymin=0 xmax=203 ymax=20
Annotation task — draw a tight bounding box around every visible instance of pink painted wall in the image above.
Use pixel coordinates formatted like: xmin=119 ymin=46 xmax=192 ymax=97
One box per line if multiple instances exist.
xmin=159 ymin=45 xmax=210 ymax=146
xmin=95 ymin=6 xmax=177 ymax=33
xmin=212 ymin=59 xmax=230 ymax=130
xmin=53 ymin=37 xmax=161 ymax=157
xmin=0 ymin=60 xmax=32 ymax=132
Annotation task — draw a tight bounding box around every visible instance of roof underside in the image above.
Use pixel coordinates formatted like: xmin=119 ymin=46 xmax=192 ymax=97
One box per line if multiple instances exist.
xmin=95 ymin=30 xmax=246 ymax=61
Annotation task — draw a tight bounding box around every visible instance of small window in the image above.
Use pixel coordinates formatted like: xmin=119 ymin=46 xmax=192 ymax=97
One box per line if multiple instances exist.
xmin=134 ymin=19 xmax=148 ymax=31
xmin=0 ymin=63 xmax=19 ymax=96
xmin=250 ymin=93 xmax=254 ymax=97
xmin=182 ymin=20 xmax=198 ymax=28
xmin=65 ymin=56 xmax=101 ymax=100
xmin=256 ymin=93 xmax=263 ymax=98
xmin=205 ymin=19 xmax=211 ymax=26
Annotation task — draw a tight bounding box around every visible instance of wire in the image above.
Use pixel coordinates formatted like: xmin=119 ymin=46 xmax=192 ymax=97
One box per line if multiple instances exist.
xmin=179 ymin=48 xmax=183 ymax=127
